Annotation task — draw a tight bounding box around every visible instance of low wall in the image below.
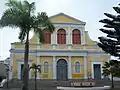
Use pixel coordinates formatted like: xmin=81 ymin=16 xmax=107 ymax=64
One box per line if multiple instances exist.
xmin=70 ymin=82 xmax=95 ymax=87
xmin=57 ymin=86 xmax=110 ymax=90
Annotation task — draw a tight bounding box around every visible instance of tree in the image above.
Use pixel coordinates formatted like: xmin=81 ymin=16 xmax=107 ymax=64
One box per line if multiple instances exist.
xmin=29 ymin=63 xmax=41 ymax=90
xmin=97 ymin=3 xmax=120 ymax=58
xmin=0 ymin=0 xmax=55 ymax=90
xmin=102 ymin=60 xmax=120 ymax=88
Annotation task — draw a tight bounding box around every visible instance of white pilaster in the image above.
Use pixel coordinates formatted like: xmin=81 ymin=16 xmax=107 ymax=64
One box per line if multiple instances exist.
xmin=70 ymin=26 xmax=72 ymax=44
xmin=84 ymin=56 xmax=87 ymax=79
xmin=51 ymin=31 xmax=56 ymax=44
xmin=68 ymin=56 xmax=72 ymax=79
xmin=67 ymin=26 xmax=71 ymax=44
xmin=36 ymin=56 xmax=40 ymax=79
xmin=53 ymin=56 xmax=56 ymax=79
xmin=83 ymin=31 xmax=86 ymax=49
xmin=55 ymin=28 xmax=57 ymax=44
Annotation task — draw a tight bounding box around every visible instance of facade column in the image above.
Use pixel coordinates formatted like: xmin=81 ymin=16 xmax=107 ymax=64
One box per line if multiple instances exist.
xmin=67 ymin=26 xmax=71 ymax=44
xmin=68 ymin=56 xmax=72 ymax=79
xmin=53 ymin=56 xmax=56 ymax=79
xmin=51 ymin=30 xmax=56 ymax=44
xmin=84 ymin=56 xmax=87 ymax=79
xmin=36 ymin=56 xmax=40 ymax=79
xmin=55 ymin=28 xmax=57 ymax=44
xmin=83 ymin=31 xmax=86 ymax=49
xmin=69 ymin=26 xmax=72 ymax=44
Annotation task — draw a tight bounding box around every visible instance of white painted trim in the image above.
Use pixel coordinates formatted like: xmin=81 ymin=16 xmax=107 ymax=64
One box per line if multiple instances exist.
xmin=73 ymin=60 xmax=81 ymax=74
xmin=53 ymin=56 xmax=56 ymax=79
xmin=11 ymin=44 xmax=15 ymax=49
xmin=18 ymin=61 xmax=32 ymax=79
xmin=68 ymin=56 xmax=72 ymax=79
xmin=36 ymin=56 xmax=40 ymax=79
xmin=56 ymin=58 xmax=68 ymax=79
xmin=71 ymin=27 xmax=84 ymax=45
xmin=56 ymin=58 xmax=68 ymax=63
xmin=51 ymin=29 xmax=56 ymax=44
xmin=35 ymin=51 xmax=102 ymax=56
xmin=12 ymin=51 xmax=106 ymax=57
xmin=68 ymin=26 xmax=71 ymax=44
xmin=83 ymin=31 xmax=86 ymax=49
xmin=43 ymin=60 xmax=50 ymax=74
xmin=107 ymin=54 xmax=110 ymax=62
xmin=91 ymin=61 xmax=104 ymax=79
xmin=56 ymin=27 xmax=67 ymax=44
xmin=54 ymin=24 xmax=85 ymax=28
xmin=84 ymin=56 xmax=87 ymax=79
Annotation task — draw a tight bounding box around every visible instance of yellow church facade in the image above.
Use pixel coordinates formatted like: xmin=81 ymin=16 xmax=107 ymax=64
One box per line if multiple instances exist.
xmin=9 ymin=13 xmax=110 ymax=80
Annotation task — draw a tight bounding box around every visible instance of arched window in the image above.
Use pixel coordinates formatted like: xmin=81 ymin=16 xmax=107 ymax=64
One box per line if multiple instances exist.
xmin=44 ymin=30 xmax=51 ymax=44
xmin=57 ymin=29 xmax=66 ymax=44
xmin=44 ymin=61 xmax=49 ymax=73
xmin=75 ymin=62 xmax=80 ymax=73
xmin=72 ymin=29 xmax=81 ymax=44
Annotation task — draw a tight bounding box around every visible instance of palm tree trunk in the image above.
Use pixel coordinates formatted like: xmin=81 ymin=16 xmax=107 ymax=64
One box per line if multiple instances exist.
xmin=22 ymin=30 xmax=29 ymax=90
xmin=35 ymin=69 xmax=37 ymax=90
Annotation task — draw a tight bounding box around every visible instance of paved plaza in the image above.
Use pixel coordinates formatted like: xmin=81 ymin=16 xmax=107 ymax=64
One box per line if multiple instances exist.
xmin=0 ymin=80 xmax=120 ymax=90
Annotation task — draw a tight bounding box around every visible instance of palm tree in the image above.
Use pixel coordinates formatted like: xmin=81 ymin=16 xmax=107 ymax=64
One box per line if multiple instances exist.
xmin=102 ymin=60 xmax=119 ymax=88
xmin=29 ymin=63 xmax=41 ymax=90
xmin=0 ymin=0 xmax=55 ymax=90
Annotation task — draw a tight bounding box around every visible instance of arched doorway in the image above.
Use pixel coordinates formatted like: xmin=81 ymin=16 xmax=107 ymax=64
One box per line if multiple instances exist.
xmin=56 ymin=59 xmax=68 ymax=81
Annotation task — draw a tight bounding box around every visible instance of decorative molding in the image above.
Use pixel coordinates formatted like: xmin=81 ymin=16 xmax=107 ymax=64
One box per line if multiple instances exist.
xmin=11 ymin=49 xmax=107 ymax=57
xmin=91 ymin=61 xmax=104 ymax=79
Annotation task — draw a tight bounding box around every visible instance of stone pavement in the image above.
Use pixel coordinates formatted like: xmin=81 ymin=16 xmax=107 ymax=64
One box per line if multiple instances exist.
xmin=0 ymin=88 xmax=21 ymax=90
xmin=0 ymin=79 xmax=120 ymax=90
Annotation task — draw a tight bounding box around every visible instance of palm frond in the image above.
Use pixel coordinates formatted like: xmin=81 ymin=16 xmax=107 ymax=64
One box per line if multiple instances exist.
xmin=6 ymin=0 xmax=24 ymax=12
xmin=30 ymin=2 xmax=35 ymax=14
xmin=38 ymin=68 xmax=41 ymax=73
xmin=0 ymin=8 xmax=22 ymax=28
xmin=37 ymin=12 xmax=55 ymax=33
xmin=34 ymin=28 xmax=44 ymax=43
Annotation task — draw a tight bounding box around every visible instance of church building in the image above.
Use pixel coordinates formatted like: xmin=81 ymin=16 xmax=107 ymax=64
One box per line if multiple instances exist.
xmin=9 ymin=13 xmax=110 ymax=80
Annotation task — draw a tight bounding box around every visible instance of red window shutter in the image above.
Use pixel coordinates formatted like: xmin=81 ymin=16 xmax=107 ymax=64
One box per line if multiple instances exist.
xmin=57 ymin=29 xmax=66 ymax=44
xmin=44 ymin=31 xmax=51 ymax=44
xmin=72 ymin=29 xmax=81 ymax=44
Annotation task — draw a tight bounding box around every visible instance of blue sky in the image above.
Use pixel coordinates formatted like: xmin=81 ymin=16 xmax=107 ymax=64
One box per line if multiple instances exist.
xmin=0 ymin=0 xmax=119 ymax=60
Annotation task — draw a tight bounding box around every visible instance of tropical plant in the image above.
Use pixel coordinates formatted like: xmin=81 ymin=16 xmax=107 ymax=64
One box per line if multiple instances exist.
xmin=102 ymin=60 xmax=120 ymax=88
xmin=0 ymin=0 xmax=55 ymax=90
xmin=29 ymin=63 xmax=41 ymax=90
xmin=97 ymin=3 xmax=120 ymax=58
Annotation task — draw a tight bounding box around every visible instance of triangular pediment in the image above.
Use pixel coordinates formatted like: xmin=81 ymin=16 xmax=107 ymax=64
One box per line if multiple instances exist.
xmin=49 ymin=13 xmax=86 ymax=25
